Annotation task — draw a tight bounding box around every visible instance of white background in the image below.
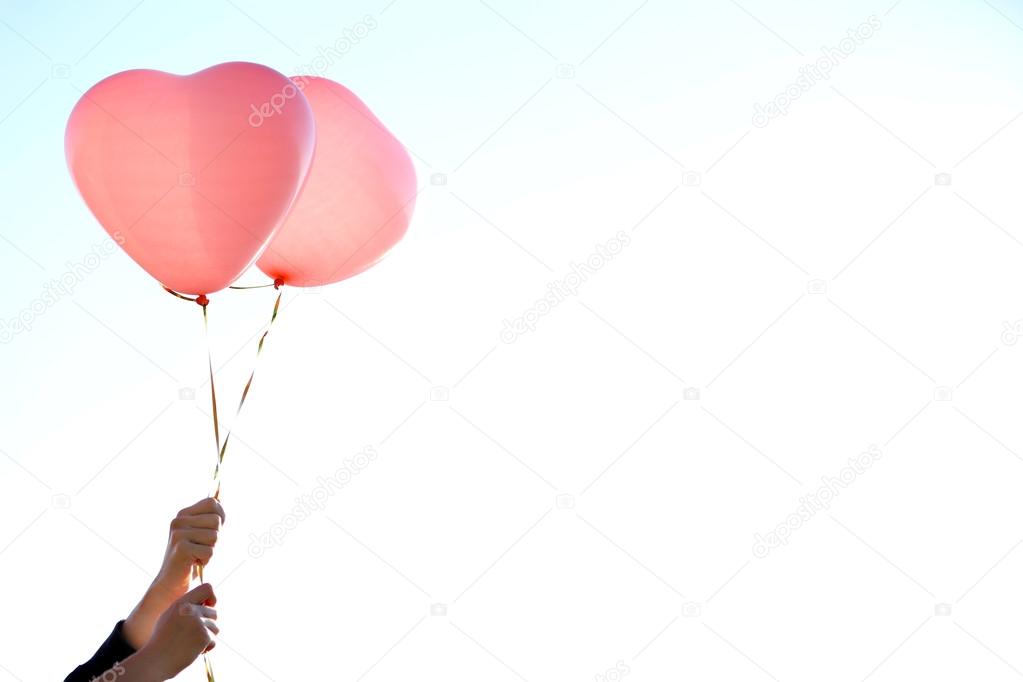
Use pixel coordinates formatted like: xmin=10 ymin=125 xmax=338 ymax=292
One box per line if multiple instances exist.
xmin=2 ymin=0 xmax=1023 ymax=680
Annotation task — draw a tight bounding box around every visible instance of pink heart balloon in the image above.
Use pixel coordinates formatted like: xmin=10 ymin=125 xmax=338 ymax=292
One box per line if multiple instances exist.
xmin=66 ymin=62 xmax=316 ymax=295
xmin=256 ymin=76 xmax=417 ymax=287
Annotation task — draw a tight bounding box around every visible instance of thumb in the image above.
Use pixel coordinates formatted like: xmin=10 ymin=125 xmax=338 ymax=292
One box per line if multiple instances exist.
xmin=183 ymin=582 xmax=217 ymax=607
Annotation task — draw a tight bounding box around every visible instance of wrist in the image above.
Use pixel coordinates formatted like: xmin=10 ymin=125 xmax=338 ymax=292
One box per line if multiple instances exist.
xmin=120 ymin=647 xmax=173 ymax=682
xmin=123 ymin=589 xmax=169 ymax=649
xmin=147 ymin=574 xmax=193 ymax=614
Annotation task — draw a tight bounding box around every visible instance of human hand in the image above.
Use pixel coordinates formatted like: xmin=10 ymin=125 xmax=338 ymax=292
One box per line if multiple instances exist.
xmin=123 ymin=498 xmax=225 ymax=649
xmin=129 ymin=583 xmax=219 ymax=681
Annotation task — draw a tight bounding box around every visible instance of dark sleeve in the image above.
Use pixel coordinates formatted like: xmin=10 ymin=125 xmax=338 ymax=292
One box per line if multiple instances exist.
xmin=64 ymin=621 xmax=137 ymax=682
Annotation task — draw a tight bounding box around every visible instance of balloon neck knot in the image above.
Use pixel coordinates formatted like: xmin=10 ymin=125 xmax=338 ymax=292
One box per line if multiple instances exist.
xmin=273 ymin=278 xmax=284 ymax=290
xmin=196 ymin=294 xmax=209 ymax=307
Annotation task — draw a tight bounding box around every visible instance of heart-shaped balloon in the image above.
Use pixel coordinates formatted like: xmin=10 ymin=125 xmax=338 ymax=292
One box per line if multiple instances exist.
xmin=256 ymin=76 xmax=417 ymax=287
xmin=65 ymin=62 xmax=316 ymax=295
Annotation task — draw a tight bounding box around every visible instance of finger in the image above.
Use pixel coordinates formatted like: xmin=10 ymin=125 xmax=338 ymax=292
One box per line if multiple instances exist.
xmin=203 ymin=618 xmax=220 ymax=635
xmin=184 ymin=582 xmax=217 ymax=606
xmin=175 ymin=529 xmax=219 ymax=547
xmin=171 ymin=514 xmax=222 ymax=531
xmin=203 ymin=640 xmax=216 ymax=654
xmin=184 ymin=541 xmax=214 ymax=566
xmin=177 ymin=498 xmax=215 ymax=516
xmin=177 ymin=498 xmax=226 ymax=525
xmin=197 ymin=605 xmax=217 ymax=620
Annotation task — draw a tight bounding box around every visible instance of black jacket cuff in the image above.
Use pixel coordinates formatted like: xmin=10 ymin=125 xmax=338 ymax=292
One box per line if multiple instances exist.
xmin=64 ymin=621 xmax=137 ymax=682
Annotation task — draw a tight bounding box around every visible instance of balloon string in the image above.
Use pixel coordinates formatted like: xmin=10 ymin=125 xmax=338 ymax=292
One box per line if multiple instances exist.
xmin=162 ymin=286 xmax=219 ymax=681
xmin=203 ymin=301 xmax=222 ymax=499
xmin=162 ymin=282 xmax=283 ymax=504
xmin=199 ymin=300 xmax=218 ymax=682
xmin=229 ymin=278 xmax=284 ymax=290
xmin=163 ymin=283 xmax=283 ymax=682
xmin=163 ymin=286 xmax=219 ymax=572
xmin=211 ymin=285 xmax=283 ymax=500
xmin=163 ymin=286 xmax=202 ymax=303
